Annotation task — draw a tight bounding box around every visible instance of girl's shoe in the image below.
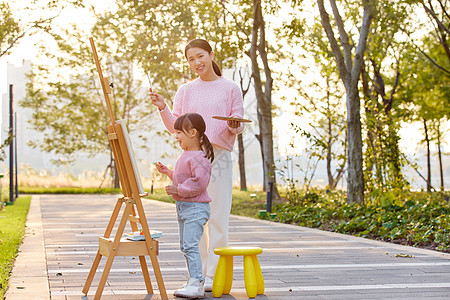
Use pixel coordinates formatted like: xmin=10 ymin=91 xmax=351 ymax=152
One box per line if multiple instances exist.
xmin=174 ymin=278 xmax=205 ymax=299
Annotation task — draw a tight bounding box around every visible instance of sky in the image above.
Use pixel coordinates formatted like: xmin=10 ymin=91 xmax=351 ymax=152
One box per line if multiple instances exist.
xmin=1 ymin=0 xmax=448 ymax=159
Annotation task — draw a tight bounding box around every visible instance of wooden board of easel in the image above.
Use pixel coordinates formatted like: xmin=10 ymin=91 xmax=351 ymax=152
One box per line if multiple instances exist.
xmin=82 ymin=37 xmax=167 ymax=300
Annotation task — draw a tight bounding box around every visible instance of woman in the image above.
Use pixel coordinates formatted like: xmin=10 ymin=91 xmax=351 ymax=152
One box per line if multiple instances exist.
xmin=150 ymin=38 xmax=245 ymax=292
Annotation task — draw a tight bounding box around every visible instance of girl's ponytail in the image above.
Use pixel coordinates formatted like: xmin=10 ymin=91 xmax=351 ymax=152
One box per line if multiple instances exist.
xmin=200 ymin=132 xmax=214 ymax=163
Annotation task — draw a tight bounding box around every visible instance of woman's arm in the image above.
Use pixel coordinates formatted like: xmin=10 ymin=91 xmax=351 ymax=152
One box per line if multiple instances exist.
xmin=150 ymin=89 xmax=183 ymax=134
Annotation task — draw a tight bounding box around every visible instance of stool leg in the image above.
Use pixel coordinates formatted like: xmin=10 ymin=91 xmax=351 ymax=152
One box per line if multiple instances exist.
xmin=223 ymin=256 xmax=233 ymax=294
xmin=243 ymin=255 xmax=257 ymax=298
xmin=252 ymin=255 xmax=264 ymax=294
xmin=213 ymin=256 xmax=227 ymax=297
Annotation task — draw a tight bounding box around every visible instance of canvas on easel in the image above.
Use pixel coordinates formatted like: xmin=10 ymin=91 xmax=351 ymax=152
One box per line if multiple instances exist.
xmin=82 ymin=37 xmax=167 ymax=300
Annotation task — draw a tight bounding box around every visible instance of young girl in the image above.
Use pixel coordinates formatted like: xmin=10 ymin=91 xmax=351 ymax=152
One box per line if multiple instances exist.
xmin=150 ymin=39 xmax=245 ymax=291
xmin=155 ymin=113 xmax=214 ymax=299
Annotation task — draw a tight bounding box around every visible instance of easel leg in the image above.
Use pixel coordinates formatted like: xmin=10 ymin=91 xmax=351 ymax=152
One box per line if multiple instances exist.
xmin=139 ymin=256 xmax=154 ymax=294
xmin=94 ymin=252 xmax=116 ymax=300
xmin=82 ymin=251 xmax=102 ymax=295
xmin=148 ymin=246 xmax=168 ymax=300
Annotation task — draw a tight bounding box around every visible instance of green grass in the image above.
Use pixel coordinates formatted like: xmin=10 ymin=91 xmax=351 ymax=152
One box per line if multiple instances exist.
xmin=19 ymin=187 xmax=122 ymax=194
xmin=0 ymin=196 xmax=31 ymax=298
xmin=145 ymin=188 xmax=267 ymax=217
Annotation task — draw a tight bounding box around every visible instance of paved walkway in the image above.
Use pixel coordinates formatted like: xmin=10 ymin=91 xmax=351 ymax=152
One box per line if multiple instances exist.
xmin=5 ymin=194 xmax=450 ymax=299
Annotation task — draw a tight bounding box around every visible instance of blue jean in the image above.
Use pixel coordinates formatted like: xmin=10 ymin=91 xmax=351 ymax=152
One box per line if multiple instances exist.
xmin=176 ymin=201 xmax=210 ymax=282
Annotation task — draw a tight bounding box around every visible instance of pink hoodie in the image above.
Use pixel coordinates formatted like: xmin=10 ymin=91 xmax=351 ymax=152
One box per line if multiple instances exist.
xmin=172 ymin=151 xmax=212 ymax=202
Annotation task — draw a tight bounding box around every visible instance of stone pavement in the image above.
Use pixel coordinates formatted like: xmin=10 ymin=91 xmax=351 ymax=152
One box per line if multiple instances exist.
xmin=5 ymin=194 xmax=450 ymax=300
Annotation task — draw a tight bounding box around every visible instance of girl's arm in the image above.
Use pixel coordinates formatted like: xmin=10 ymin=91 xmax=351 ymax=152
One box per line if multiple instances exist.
xmin=155 ymin=162 xmax=174 ymax=181
xmin=177 ymin=161 xmax=212 ymax=198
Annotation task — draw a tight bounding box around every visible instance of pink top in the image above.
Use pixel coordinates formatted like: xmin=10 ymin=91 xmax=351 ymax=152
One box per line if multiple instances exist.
xmin=172 ymin=150 xmax=212 ymax=202
xmin=159 ymin=77 xmax=245 ymax=151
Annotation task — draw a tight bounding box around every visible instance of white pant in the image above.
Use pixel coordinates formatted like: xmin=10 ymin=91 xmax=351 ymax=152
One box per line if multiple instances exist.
xmin=200 ymin=146 xmax=233 ymax=277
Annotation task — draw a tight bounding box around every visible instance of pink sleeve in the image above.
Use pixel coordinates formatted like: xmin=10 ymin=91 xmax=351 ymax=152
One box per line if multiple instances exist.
xmin=177 ymin=159 xmax=212 ymax=198
xmin=228 ymin=84 xmax=245 ymax=134
xmin=159 ymin=88 xmax=184 ymax=134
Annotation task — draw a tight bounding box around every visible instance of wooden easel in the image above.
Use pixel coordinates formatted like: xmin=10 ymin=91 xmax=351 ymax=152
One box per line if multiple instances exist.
xmin=82 ymin=37 xmax=168 ymax=300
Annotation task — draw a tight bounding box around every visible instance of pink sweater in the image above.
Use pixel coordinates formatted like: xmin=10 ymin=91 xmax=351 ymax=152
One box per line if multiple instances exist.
xmin=159 ymin=77 xmax=245 ymax=151
xmin=171 ymin=151 xmax=212 ymax=202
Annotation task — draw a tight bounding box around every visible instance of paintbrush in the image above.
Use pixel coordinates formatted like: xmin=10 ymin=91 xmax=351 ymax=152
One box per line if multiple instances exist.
xmin=146 ymin=71 xmax=154 ymax=92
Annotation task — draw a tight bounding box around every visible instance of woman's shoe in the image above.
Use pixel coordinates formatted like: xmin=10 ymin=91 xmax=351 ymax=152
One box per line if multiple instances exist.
xmin=203 ymin=276 xmax=213 ymax=292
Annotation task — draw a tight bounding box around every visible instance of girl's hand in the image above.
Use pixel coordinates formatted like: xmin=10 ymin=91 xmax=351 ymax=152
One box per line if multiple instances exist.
xmin=149 ymin=89 xmax=166 ymax=111
xmin=165 ymin=184 xmax=178 ymax=195
xmin=154 ymin=162 xmax=170 ymax=176
xmin=227 ymin=120 xmax=241 ymax=128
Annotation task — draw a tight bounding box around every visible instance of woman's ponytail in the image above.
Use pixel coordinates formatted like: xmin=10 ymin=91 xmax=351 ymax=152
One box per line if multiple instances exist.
xmin=212 ymin=61 xmax=222 ymax=76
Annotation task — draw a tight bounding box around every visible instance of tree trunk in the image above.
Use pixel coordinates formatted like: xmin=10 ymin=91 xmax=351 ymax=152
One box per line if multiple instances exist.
xmin=234 ymin=67 xmax=251 ymax=191
xmin=112 ymin=158 xmax=120 ymax=189
xmin=325 ymin=87 xmax=334 ymax=188
xmin=317 ymin=0 xmax=372 ymax=203
xmin=237 ymin=133 xmax=247 ymax=191
xmin=437 ymin=123 xmax=444 ymax=192
xmin=423 ymin=119 xmax=431 ymax=192
xmin=346 ymin=85 xmax=365 ymax=203
xmin=247 ymin=0 xmax=279 ymax=199
xmin=255 ymin=133 xmax=266 ymax=191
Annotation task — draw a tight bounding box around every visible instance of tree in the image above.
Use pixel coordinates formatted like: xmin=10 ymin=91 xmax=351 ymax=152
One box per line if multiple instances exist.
xmin=0 ymin=0 xmax=83 ymax=58
xmin=246 ymin=0 xmax=279 ymax=197
xmin=359 ymin=0 xmax=413 ymax=194
xmin=233 ymin=65 xmax=253 ymax=191
xmin=21 ymin=18 xmax=155 ymax=187
xmin=282 ymin=10 xmax=347 ymax=190
xmin=316 ymin=0 xmax=374 ymax=203
xmin=398 ymin=31 xmax=450 ymax=192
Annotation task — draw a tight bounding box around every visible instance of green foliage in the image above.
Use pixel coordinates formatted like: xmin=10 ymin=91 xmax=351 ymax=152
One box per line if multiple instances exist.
xmin=0 ymin=196 xmax=31 ymax=298
xmin=0 ymin=1 xmax=20 ymax=56
xmin=266 ymin=190 xmax=450 ymax=252
xmin=21 ymin=15 xmax=156 ymax=167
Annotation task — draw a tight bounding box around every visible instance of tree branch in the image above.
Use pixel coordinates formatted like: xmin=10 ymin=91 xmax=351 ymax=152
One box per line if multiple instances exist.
xmin=0 ymin=14 xmax=59 ymax=58
xmin=423 ymin=1 xmax=450 ymax=36
xmin=350 ymin=0 xmax=374 ymax=84
xmin=329 ymin=0 xmax=353 ymax=71
xmin=317 ymin=0 xmax=349 ymax=84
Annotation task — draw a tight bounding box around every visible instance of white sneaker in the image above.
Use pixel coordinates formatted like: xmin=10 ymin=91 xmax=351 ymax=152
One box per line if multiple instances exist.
xmin=174 ymin=278 xmax=205 ymax=299
xmin=203 ymin=276 xmax=213 ymax=292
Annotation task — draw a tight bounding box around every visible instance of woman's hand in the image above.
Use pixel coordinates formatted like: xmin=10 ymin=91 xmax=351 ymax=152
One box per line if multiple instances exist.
xmin=227 ymin=120 xmax=241 ymax=128
xmin=149 ymin=89 xmax=166 ymax=111
xmin=165 ymin=184 xmax=178 ymax=195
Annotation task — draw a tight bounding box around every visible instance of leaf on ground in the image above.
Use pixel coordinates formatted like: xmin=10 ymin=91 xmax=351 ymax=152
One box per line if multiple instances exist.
xmin=394 ymin=253 xmax=414 ymax=258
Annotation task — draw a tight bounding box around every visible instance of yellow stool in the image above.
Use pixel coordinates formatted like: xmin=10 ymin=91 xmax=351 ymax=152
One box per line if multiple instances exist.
xmin=212 ymin=247 xmax=264 ymax=298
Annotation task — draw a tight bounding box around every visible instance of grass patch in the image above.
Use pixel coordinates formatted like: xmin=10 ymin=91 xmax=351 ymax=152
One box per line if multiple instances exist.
xmin=19 ymin=187 xmax=122 ymax=194
xmin=145 ymin=189 xmax=267 ymax=218
xmin=0 ymin=196 xmax=31 ymax=298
